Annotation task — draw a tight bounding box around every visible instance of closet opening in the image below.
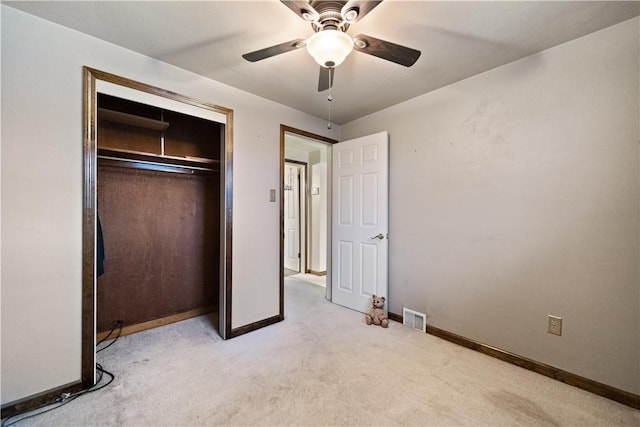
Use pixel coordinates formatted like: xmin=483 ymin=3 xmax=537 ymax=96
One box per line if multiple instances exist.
xmin=96 ymin=93 xmax=221 ymax=339
xmin=82 ymin=67 xmax=233 ymax=388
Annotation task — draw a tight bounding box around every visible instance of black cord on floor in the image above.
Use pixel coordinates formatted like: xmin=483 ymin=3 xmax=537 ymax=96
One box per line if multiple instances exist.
xmin=1 ymin=365 xmax=115 ymax=427
xmin=1 ymin=322 xmax=122 ymax=427
xmin=97 ymin=320 xmax=124 ymax=353
xmin=96 ymin=319 xmax=124 ymax=348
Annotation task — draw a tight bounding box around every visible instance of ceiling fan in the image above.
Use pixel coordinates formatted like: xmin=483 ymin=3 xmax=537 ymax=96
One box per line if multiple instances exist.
xmin=242 ymin=0 xmax=421 ymax=92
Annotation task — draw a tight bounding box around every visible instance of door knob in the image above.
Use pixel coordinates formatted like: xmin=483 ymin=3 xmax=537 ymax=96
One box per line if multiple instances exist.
xmin=370 ymin=233 xmax=385 ymax=240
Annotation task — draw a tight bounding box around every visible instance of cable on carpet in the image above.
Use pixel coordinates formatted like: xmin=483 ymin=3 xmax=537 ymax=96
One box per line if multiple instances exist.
xmin=1 ymin=320 xmax=123 ymax=427
xmin=97 ymin=319 xmax=124 ymax=353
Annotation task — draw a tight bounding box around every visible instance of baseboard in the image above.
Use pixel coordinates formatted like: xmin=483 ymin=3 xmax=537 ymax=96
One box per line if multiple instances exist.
xmin=228 ymin=314 xmax=283 ymax=339
xmin=1 ymin=381 xmax=86 ymax=420
xmin=96 ymin=307 xmax=215 ymax=342
xmin=307 ymin=270 xmax=327 ymax=276
xmin=388 ymin=311 xmax=640 ymax=410
xmin=388 ymin=311 xmax=403 ymax=323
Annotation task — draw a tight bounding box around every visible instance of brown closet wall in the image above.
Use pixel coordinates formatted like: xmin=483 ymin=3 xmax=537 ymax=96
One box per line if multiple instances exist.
xmin=96 ymin=94 xmax=221 ymax=333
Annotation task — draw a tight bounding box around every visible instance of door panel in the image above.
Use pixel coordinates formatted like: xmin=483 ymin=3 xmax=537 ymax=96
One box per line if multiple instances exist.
xmin=362 ymin=173 xmax=378 ymax=225
xmin=339 ymin=176 xmax=354 ymax=225
xmin=331 ymin=132 xmax=389 ymax=313
xmin=338 ymin=241 xmax=354 ymax=290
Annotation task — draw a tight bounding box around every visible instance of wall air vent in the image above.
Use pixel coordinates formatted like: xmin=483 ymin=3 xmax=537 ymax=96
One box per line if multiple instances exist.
xmin=403 ymin=307 xmax=427 ymax=333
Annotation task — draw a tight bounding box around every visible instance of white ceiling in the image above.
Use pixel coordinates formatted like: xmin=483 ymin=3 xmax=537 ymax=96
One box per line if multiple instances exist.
xmin=6 ymin=1 xmax=639 ymax=124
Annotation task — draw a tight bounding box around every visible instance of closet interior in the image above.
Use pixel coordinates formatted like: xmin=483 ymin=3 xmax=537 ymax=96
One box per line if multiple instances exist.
xmin=96 ymin=93 xmax=222 ymax=338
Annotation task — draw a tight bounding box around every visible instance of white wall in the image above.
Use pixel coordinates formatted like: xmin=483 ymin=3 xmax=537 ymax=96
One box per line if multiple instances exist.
xmin=309 ymin=150 xmax=327 ymax=272
xmin=284 ymin=146 xmax=309 ymax=164
xmin=342 ymin=18 xmax=640 ymax=394
xmin=0 ymin=5 xmax=340 ymax=404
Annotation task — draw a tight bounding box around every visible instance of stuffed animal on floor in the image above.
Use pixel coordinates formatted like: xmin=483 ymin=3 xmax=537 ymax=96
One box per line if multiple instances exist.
xmin=366 ymin=295 xmax=389 ymax=328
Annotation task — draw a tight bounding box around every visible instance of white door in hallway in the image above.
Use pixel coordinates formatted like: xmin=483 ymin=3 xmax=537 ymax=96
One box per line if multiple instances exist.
xmin=284 ymin=163 xmax=301 ymax=272
xmin=331 ymin=131 xmax=389 ymax=313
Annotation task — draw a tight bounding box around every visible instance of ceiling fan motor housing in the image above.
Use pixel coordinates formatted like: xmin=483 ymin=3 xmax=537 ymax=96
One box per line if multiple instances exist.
xmin=310 ymin=0 xmax=359 ymax=29
xmin=312 ymin=10 xmax=350 ymax=32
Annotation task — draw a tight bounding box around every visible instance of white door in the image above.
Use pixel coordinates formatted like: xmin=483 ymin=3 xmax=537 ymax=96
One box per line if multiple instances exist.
xmin=331 ymin=131 xmax=389 ymax=313
xmin=284 ymin=163 xmax=301 ymax=272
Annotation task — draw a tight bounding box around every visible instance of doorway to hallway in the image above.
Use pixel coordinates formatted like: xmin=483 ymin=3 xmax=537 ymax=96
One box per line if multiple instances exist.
xmin=280 ymin=126 xmax=336 ymax=307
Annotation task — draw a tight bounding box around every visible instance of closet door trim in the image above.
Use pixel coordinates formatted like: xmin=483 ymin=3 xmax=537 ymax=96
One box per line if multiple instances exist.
xmin=82 ymin=67 xmax=234 ymax=388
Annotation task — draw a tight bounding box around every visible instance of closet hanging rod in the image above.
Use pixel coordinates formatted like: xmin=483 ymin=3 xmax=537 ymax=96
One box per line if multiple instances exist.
xmin=98 ymin=154 xmax=217 ymax=173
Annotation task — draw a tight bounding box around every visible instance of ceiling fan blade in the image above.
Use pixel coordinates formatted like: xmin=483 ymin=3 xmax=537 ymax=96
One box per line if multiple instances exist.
xmin=318 ymin=67 xmax=334 ymax=92
xmin=242 ymin=38 xmax=306 ymax=62
xmin=353 ymin=34 xmax=421 ymax=67
xmin=280 ymin=0 xmax=320 ymax=22
xmin=341 ymin=0 xmax=383 ymax=24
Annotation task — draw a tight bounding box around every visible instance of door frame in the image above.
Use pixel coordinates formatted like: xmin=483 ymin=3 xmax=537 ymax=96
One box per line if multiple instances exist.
xmin=280 ymin=125 xmax=337 ymax=314
xmin=82 ymin=67 xmax=234 ymax=387
xmin=284 ymin=160 xmax=307 ymax=273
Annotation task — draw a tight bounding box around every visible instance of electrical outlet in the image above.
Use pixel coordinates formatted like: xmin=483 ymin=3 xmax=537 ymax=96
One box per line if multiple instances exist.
xmin=548 ymin=315 xmax=562 ymax=336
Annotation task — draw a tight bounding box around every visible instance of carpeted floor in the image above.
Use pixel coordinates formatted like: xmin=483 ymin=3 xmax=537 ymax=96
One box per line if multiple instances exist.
xmin=284 ymin=268 xmax=298 ymax=277
xmin=289 ymin=272 xmax=326 ymax=287
xmin=6 ymin=278 xmax=639 ymax=426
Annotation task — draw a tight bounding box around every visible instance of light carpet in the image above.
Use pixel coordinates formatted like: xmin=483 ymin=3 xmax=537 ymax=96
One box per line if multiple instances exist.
xmin=289 ymin=272 xmax=326 ymax=288
xmin=8 ymin=278 xmax=639 ymax=426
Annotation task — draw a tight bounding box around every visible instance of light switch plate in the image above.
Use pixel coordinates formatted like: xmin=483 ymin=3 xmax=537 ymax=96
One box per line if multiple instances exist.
xmin=269 ymin=189 xmax=276 ymax=202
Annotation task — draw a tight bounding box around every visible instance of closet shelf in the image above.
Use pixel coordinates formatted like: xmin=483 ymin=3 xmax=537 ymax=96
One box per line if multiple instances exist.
xmin=98 ymin=108 xmax=170 ymax=131
xmin=98 ymin=147 xmax=220 ymax=173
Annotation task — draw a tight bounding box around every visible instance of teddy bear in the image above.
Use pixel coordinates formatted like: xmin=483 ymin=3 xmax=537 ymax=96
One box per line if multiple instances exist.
xmin=366 ymin=295 xmax=389 ymax=328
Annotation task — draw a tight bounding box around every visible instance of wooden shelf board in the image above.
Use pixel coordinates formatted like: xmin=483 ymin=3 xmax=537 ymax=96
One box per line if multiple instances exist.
xmin=98 ymin=108 xmax=169 ymax=131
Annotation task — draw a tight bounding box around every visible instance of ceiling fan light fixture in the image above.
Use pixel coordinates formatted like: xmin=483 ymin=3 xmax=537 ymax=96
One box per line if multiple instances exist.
xmin=306 ymin=29 xmax=353 ymax=68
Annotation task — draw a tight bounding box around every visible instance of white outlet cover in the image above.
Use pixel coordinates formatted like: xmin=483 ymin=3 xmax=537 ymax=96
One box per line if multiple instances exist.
xmin=548 ymin=315 xmax=562 ymax=336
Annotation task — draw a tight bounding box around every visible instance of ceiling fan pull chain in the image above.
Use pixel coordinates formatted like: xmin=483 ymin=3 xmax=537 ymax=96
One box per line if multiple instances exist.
xmin=327 ymin=93 xmax=333 ymax=129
